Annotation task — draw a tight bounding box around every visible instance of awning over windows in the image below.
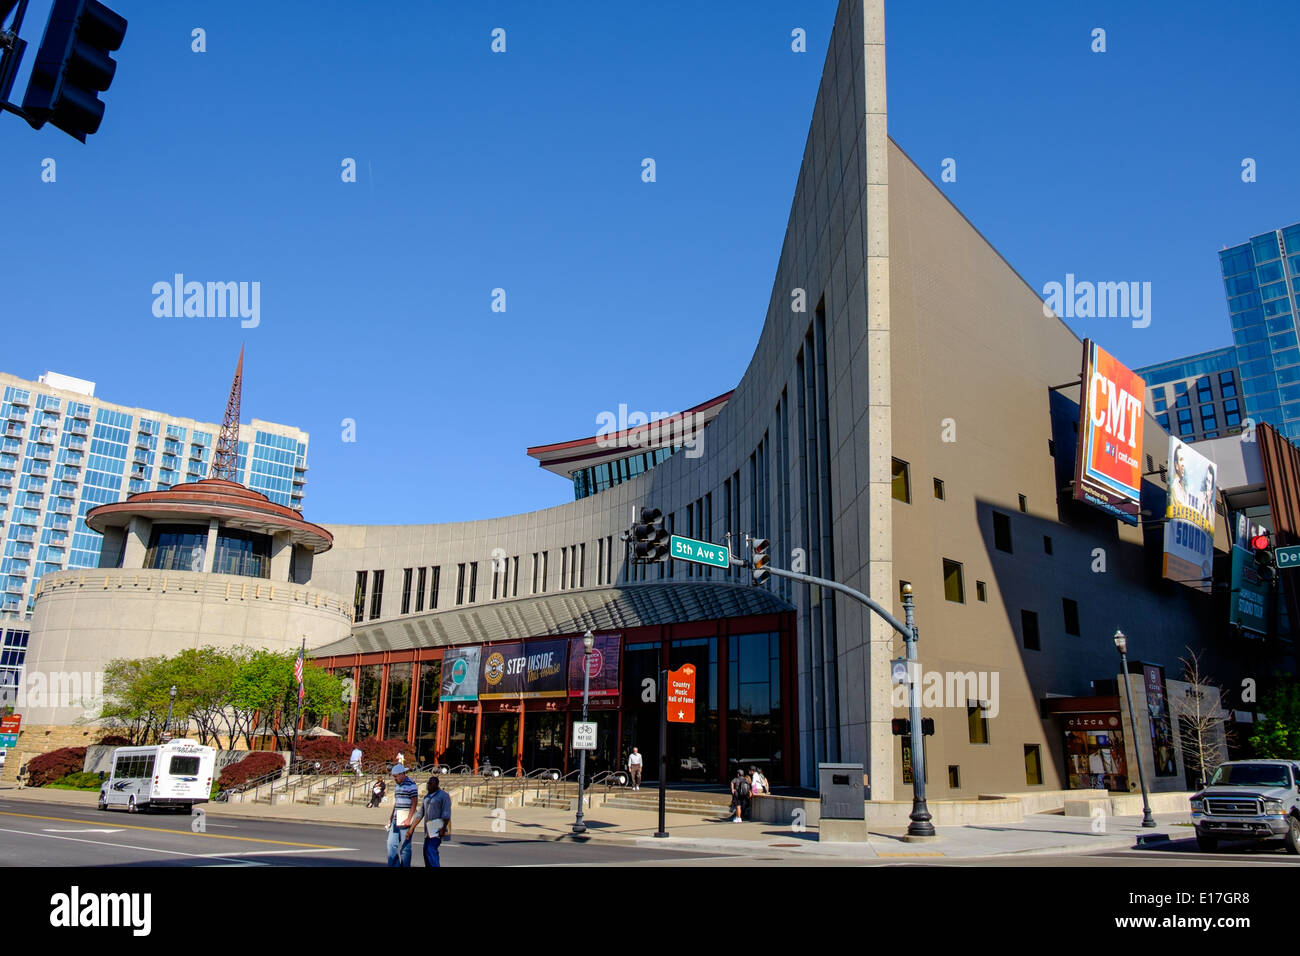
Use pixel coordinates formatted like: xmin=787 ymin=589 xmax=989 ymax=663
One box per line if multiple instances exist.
xmin=310 ymin=582 xmax=795 ymax=657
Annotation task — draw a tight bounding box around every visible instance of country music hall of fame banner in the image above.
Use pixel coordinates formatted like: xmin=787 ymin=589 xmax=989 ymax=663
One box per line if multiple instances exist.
xmin=1073 ymin=339 xmax=1145 ymax=525
xmin=1162 ymin=436 xmax=1218 ymax=592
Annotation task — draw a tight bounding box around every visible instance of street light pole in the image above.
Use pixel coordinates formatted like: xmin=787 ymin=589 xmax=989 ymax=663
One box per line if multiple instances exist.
xmin=740 ymin=560 xmax=935 ymax=839
xmin=163 ymin=684 xmax=176 ymax=741
xmin=901 ymin=585 xmax=935 ymax=838
xmin=572 ymin=629 xmax=594 ymax=835
xmin=1114 ymin=630 xmax=1156 ymax=828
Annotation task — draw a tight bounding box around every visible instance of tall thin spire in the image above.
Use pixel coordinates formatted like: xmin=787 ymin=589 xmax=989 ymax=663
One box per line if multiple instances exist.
xmin=210 ymin=345 xmax=244 ymax=482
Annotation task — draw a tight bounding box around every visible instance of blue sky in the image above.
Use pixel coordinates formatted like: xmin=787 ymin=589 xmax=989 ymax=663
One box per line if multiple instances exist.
xmin=1 ymin=0 xmax=1296 ymax=524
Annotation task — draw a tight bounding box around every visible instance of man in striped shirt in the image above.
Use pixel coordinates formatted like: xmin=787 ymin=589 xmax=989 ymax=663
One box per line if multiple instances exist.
xmin=386 ymin=765 xmax=420 ymax=867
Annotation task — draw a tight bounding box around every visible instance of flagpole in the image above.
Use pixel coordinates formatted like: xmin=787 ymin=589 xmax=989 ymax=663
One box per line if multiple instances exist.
xmin=289 ymin=636 xmax=305 ymax=773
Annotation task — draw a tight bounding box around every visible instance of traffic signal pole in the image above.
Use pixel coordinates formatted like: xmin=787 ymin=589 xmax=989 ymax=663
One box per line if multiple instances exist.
xmin=733 ymin=557 xmax=936 ymax=839
xmin=0 ymin=0 xmax=31 ymax=116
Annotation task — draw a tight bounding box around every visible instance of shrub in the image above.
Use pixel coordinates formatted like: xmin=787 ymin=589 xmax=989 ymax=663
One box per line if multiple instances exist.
xmin=29 ymin=747 xmax=88 ymax=788
xmin=50 ymin=771 xmax=105 ymax=790
xmin=217 ymin=751 xmax=285 ymax=792
xmin=96 ymin=734 xmax=133 ymax=747
xmin=295 ymin=735 xmax=351 ymax=769
xmin=353 ymin=737 xmax=408 ymax=772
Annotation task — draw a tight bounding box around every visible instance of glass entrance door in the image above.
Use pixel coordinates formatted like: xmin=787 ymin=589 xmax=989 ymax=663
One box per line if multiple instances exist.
xmin=523 ymin=712 xmax=565 ymax=772
xmin=442 ymin=710 xmax=477 ymax=770
xmin=479 ymin=712 xmax=520 ymax=773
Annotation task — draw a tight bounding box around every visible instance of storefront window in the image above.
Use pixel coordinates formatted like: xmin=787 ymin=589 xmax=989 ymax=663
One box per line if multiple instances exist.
xmin=383 ymin=662 xmax=412 ymax=741
xmin=414 ymin=661 xmax=441 ymax=766
xmin=621 ymin=641 xmax=662 ymax=782
xmin=327 ymin=667 xmax=353 ymax=736
xmin=442 ymin=710 xmax=476 ymax=769
xmin=1064 ymin=715 xmax=1128 ymax=791
xmin=353 ymin=664 xmax=382 ymax=740
xmin=669 ymin=638 xmax=717 ymax=782
xmin=728 ymin=632 xmax=782 ymax=781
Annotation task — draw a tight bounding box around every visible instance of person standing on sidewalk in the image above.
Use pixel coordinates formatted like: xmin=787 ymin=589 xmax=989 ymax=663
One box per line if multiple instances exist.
xmin=730 ymin=767 xmax=751 ymax=822
xmin=628 ymin=747 xmax=643 ymax=791
xmin=349 ymin=746 xmax=363 ymax=775
xmin=404 ymin=775 xmax=453 ymax=867
xmin=386 ymin=764 xmax=420 ymax=866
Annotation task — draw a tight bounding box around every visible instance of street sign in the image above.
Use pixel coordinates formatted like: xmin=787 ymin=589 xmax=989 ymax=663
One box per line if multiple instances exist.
xmin=0 ymin=734 xmax=16 ymax=749
xmin=1276 ymin=545 xmax=1300 ymax=568
xmin=571 ymin=720 xmax=597 ymax=751
xmin=669 ymin=535 xmax=730 ymax=569
xmin=666 ymin=664 xmax=696 ymax=723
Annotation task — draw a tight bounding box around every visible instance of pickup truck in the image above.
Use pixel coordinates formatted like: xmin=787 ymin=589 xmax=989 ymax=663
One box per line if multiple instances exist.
xmin=1189 ymin=759 xmax=1300 ymax=854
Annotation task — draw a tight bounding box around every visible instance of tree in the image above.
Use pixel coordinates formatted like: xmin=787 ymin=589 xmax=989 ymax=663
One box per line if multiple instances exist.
xmin=1249 ymin=678 xmax=1300 ymax=759
xmin=1176 ymin=647 xmax=1231 ymax=790
xmin=229 ymin=650 xmax=345 ymax=750
xmin=99 ymin=656 xmax=172 ymax=744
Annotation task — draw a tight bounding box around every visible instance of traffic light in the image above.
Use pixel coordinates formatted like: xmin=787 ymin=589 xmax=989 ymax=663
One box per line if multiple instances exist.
xmin=891 ymin=718 xmax=910 ymax=736
xmin=1251 ymin=533 xmax=1277 ymax=584
xmin=750 ymin=537 xmax=770 ymax=586
xmin=21 ymin=0 xmax=127 ymax=142
xmin=921 ymin=717 xmax=935 ymax=736
xmin=630 ymin=507 xmax=668 ymax=562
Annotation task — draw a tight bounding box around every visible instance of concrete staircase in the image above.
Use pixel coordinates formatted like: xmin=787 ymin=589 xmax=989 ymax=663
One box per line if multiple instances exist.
xmin=603 ymin=788 xmax=734 ymax=817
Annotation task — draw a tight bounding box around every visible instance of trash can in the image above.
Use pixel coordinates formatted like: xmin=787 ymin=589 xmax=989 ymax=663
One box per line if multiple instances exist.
xmin=818 ymin=762 xmax=867 ymax=842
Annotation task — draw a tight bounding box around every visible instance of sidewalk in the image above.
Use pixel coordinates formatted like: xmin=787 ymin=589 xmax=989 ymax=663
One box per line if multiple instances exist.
xmin=0 ymin=785 xmax=1191 ymax=859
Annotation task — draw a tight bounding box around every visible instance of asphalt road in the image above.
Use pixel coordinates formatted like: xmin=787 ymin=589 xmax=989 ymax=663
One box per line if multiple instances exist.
xmin=3 ymin=797 xmax=1298 ymax=867
xmin=0 ymin=798 xmax=739 ymax=867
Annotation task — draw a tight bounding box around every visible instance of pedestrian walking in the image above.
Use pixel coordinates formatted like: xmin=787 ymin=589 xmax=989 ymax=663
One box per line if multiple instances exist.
xmin=386 ymin=764 xmax=420 ymax=866
xmin=628 ymin=746 xmax=643 ymax=790
xmin=404 ymin=775 xmax=453 ymax=867
xmin=349 ymin=745 xmax=363 ymax=775
xmin=750 ymin=766 xmax=769 ymax=795
xmin=16 ymin=763 xmax=27 ymax=790
xmin=729 ymin=766 xmax=751 ymax=822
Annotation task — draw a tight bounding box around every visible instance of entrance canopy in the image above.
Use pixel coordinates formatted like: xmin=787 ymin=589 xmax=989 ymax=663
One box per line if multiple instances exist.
xmin=310 ymin=582 xmax=794 ymax=657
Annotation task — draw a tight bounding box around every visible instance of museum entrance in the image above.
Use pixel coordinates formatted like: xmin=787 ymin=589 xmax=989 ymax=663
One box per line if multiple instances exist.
xmin=479 ymin=711 xmax=520 ymax=772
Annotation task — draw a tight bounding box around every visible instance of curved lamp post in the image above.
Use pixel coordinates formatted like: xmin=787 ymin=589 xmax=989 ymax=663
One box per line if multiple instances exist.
xmin=572 ymin=629 xmax=595 ymax=835
xmin=1114 ymin=630 xmax=1156 ymax=828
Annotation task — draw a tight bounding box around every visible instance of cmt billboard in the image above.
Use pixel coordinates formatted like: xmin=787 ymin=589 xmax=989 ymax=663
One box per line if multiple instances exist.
xmin=1162 ymin=436 xmax=1217 ymax=591
xmin=1073 ymin=340 xmax=1145 ymax=525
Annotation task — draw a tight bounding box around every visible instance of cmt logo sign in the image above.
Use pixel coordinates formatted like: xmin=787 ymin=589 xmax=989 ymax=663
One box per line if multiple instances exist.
xmin=1074 ymin=340 xmax=1145 ymax=524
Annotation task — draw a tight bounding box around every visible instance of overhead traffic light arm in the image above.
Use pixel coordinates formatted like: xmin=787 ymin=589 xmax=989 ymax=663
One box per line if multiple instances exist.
xmin=0 ymin=0 xmax=32 ymax=114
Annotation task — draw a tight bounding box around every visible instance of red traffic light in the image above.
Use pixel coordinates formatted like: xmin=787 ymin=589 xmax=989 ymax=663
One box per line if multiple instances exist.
xmin=1250 ymin=534 xmax=1270 ymax=552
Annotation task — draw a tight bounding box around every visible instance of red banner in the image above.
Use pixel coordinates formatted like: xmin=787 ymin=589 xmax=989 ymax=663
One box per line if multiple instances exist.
xmin=666 ymin=665 xmax=696 ymax=723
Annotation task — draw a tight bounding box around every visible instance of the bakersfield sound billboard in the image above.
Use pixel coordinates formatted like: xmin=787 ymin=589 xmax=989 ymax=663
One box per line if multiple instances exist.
xmin=1073 ymin=340 xmax=1145 ymax=524
xmin=1162 ymin=436 xmax=1217 ymax=591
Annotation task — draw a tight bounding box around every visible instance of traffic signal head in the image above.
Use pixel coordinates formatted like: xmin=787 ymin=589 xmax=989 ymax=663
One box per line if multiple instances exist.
xmin=1252 ymin=535 xmax=1277 ymax=583
xmin=750 ymin=537 xmax=770 ymax=586
xmin=921 ymin=717 xmax=935 ymax=736
xmin=21 ymin=0 xmax=128 ymax=143
xmin=891 ymin=718 xmax=911 ymax=736
xmin=631 ymin=506 xmax=668 ymax=561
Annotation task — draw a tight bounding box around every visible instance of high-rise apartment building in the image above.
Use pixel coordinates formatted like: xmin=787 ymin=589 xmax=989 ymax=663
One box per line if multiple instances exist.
xmin=0 ymin=370 xmax=309 ymax=618
xmin=1135 ymin=346 xmax=1244 ymax=441
xmin=1219 ymin=221 xmax=1300 ymax=441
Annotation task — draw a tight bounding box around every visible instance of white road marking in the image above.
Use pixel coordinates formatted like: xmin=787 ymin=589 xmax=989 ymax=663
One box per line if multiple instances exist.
xmin=41 ymin=828 xmax=126 ymax=834
xmin=0 ymin=826 xmax=352 ymax=863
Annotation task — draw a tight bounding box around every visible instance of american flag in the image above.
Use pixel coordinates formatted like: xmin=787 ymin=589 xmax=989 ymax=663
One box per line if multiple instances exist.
xmin=294 ymin=645 xmax=305 ymax=703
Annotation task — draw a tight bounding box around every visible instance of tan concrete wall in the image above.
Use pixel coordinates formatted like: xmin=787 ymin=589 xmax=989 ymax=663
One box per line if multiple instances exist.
xmin=884 ymin=141 xmax=1242 ymax=801
xmin=18 ymin=568 xmax=351 ymax=726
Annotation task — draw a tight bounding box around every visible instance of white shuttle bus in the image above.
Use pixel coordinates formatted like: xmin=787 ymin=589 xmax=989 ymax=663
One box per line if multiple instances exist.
xmin=98 ymin=739 xmax=216 ymax=813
